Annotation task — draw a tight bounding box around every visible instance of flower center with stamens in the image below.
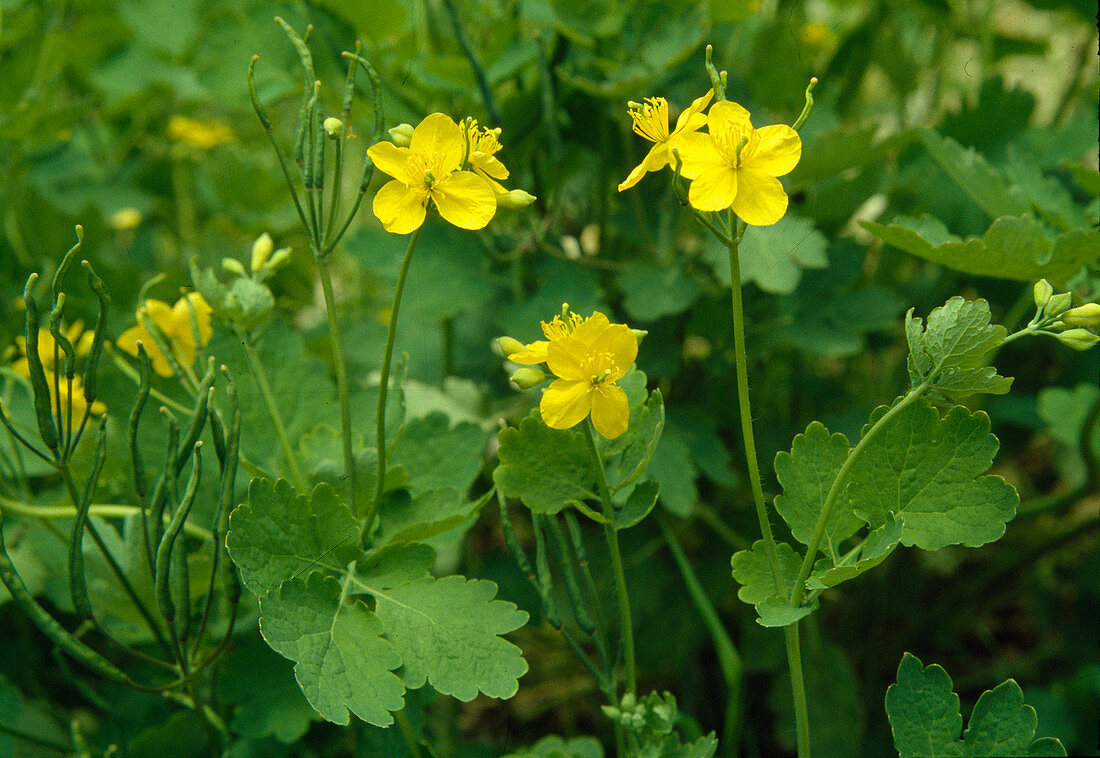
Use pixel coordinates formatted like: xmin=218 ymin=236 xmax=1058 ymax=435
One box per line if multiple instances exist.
xmin=628 ymin=97 xmax=670 ymax=143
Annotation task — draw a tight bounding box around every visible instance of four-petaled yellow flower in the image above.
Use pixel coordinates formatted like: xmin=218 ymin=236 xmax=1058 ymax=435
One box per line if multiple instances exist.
xmin=117 ymin=293 xmax=213 ymax=378
xmin=463 ymin=120 xmax=510 ymax=194
xmin=368 ymin=113 xmax=497 ymax=234
xmin=672 ymin=100 xmax=801 ymax=226
xmin=6 ymin=322 xmax=105 ymax=416
xmin=506 ymin=310 xmax=637 ymax=439
xmin=617 ymin=90 xmax=713 ymax=192
xmin=167 ymin=115 xmax=236 ymax=149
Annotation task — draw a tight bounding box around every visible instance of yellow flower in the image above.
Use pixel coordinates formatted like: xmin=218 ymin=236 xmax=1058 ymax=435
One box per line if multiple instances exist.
xmin=367 ymin=113 xmax=497 ymax=234
xmin=6 ymin=323 xmax=105 ymax=416
xmin=539 ymin=315 xmax=638 ymax=440
xmin=672 ymin=101 xmax=801 ymax=225
xmin=506 ymin=309 xmax=613 ymax=366
xmin=617 ymin=90 xmax=713 ymax=192
xmin=117 ymin=293 xmax=213 ymax=378
xmin=462 ymin=119 xmax=511 ymax=194
xmin=167 ymin=115 xmax=236 ymax=149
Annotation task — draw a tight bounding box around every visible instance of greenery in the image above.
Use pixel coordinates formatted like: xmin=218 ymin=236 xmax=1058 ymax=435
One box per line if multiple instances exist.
xmin=1 ymin=0 xmax=1097 ymax=757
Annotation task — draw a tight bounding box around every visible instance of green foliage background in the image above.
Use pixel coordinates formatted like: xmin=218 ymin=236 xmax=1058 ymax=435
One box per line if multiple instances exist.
xmin=1 ymin=0 xmax=1097 ymax=755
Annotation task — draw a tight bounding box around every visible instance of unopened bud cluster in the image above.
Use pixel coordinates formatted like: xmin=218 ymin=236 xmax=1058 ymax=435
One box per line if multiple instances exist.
xmin=1029 ymin=279 xmax=1100 ymax=351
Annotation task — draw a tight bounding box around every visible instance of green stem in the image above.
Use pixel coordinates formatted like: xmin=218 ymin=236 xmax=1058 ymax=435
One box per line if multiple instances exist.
xmin=394 ymin=709 xmax=425 ymax=758
xmin=367 ymin=225 xmax=425 ymax=530
xmin=0 ymin=721 xmax=75 ymax=753
xmin=232 ymin=325 xmax=306 ymax=492
xmin=656 ymin=513 xmax=744 ymax=756
xmin=313 ymin=250 xmax=357 ymax=516
xmin=582 ymin=420 xmax=636 ymax=696
xmin=0 ymin=495 xmax=213 ymax=542
xmin=726 ymin=233 xmax=810 ymax=757
xmin=784 ymin=624 xmax=811 ymax=758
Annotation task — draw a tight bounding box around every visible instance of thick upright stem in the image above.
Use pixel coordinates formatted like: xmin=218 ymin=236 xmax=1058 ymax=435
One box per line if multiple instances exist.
xmin=366 ymin=226 xmax=424 ymax=531
xmin=313 ymin=250 xmax=357 ymax=515
xmin=727 ymin=235 xmax=810 ymax=758
xmin=582 ymin=421 xmax=636 ymax=696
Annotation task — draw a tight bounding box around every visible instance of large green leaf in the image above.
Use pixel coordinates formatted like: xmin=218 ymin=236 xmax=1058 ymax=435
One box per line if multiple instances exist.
xmin=774 ymin=421 xmax=860 ymax=548
xmin=905 ymin=297 xmax=1011 ymax=401
xmin=389 ymin=412 xmax=486 ymax=497
xmin=705 ymin=214 xmax=829 ymax=295
xmin=219 ymin=636 xmax=318 ymax=743
xmin=918 ymin=129 xmax=1030 ymax=218
xmin=226 ymin=479 xmax=362 ymax=598
xmin=258 ymin=573 xmax=405 ymax=727
xmin=886 ymin=653 xmax=1067 ymax=757
xmin=493 ymin=412 xmax=596 ymax=514
xmin=861 ymin=215 xmax=1099 ymax=286
xmin=848 ymin=400 xmax=1018 ymax=551
xmin=807 ymin=516 xmax=902 ymax=590
xmin=350 ymin=542 xmax=529 ymax=700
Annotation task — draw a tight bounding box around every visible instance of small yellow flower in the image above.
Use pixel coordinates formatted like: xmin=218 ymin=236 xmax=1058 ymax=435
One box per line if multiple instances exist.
xmin=462 ymin=119 xmax=511 ymax=194
xmin=110 ymin=207 xmax=144 ymax=231
xmin=539 ymin=314 xmax=638 ymax=440
xmin=116 ymin=293 xmax=213 ymax=378
xmin=506 ymin=309 xmax=613 ymax=366
xmin=167 ymin=115 xmax=236 ymax=149
xmin=617 ymin=90 xmax=713 ymax=192
xmin=367 ymin=113 xmax=497 ymax=234
xmin=673 ymin=101 xmax=802 ymax=225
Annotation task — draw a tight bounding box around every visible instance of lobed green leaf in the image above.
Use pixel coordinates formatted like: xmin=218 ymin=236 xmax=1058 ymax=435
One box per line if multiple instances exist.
xmin=493 ymin=412 xmax=596 ymax=514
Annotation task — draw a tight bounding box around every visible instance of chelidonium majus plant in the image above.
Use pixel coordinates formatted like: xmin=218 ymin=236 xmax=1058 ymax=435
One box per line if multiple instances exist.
xmin=0 ymin=15 xmax=1096 ymax=758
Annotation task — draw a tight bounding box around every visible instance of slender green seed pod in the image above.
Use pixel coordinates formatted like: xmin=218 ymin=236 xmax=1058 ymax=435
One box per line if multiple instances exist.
xmin=69 ymin=419 xmax=109 ymax=621
xmin=48 ymin=295 xmax=77 ymax=382
xmin=175 ymin=361 xmax=216 ymax=475
xmin=23 ymin=275 xmax=59 ymax=452
xmin=81 ymin=261 xmax=110 ymax=409
xmin=0 ymin=517 xmax=133 ymax=686
xmin=532 ymin=515 xmax=562 ymax=629
xmin=216 ymin=366 xmax=241 ymax=537
xmin=246 ymin=56 xmax=273 ymax=132
xmin=546 ymin=516 xmax=596 ymax=634
xmin=172 ymin=534 xmax=191 ymax=644
xmin=153 ymin=413 xmax=180 ymax=547
xmin=155 ymin=443 xmax=202 ymax=632
xmin=498 ymin=493 xmax=561 ymax=628
xmin=343 ymin=53 xmax=385 ymax=189
xmin=129 ymin=344 xmax=153 ymax=498
xmin=312 ymin=86 xmax=325 ymax=192
xmin=51 ymin=225 xmax=84 ymax=302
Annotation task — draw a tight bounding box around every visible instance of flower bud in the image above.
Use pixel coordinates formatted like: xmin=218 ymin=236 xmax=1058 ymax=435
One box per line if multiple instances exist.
xmin=496 ymin=336 xmax=526 ymax=357
xmin=630 ymin=328 xmax=648 ymax=345
xmin=1056 ymin=328 xmax=1099 ymax=351
xmin=323 ymin=117 xmax=344 ymax=139
xmin=251 ymin=232 xmax=275 ymax=271
xmin=1045 ymin=292 xmax=1073 ymax=318
xmin=509 ymin=367 xmax=546 ymax=389
xmin=266 ymin=247 xmax=292 ymax=271
xmin=1032 ymin=279 xmax=1053 ymax=310
xmin=388 ymin=123 xmax=414 ymax=147
xmin=496 ymin=189 xmax=537 ymax=210
xmin=1058 ymin=302 xmax=1100 ymax=329
xmin=221 ymin=257 xmax=247 ymax=276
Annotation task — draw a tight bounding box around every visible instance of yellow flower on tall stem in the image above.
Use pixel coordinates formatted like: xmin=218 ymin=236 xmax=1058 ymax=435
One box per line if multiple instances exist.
xmin=367 ymin=113 xmax=497 ymax=234
xmin=535 ymin=311 xmax=638 ymax=439
xmin=672 ymin=100 xmax=801 ymax=226
xmin=506 ymin=309 xmax=614 ymax=366
xmin=617 ymin=90 xmax=713 ymax=192
xmin=116 ymin=293 xmax=212 ymax=378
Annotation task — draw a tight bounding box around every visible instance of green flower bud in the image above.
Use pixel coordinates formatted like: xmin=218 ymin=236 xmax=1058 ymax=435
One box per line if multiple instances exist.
xmin=496 ymin=189 xmax=537 ymax=210
xmin=1032 ymin=279 xmax=1053 ymax=309
xmin=496 ymin=336 xmax=526 ymax=357
xmin=221 ymin=257 xmax=247 ymax=276
xmin=1059 ymin=302 xmax=1100 ymax=329
xmin=630 ymin=328 xmax=648 ymax=344
xmin=1056 ymin=328 xmax=1099 ymax=351
xmin=1045 ymin=292 xmax=1073 ymax=318
xmin=266 ymin=247 xmax=292 ymax=270
xmin=388 ymin=123 xmax=414 ymax=147
xmin=251 ymin=232 xmax=275 ymax=271
xmin=323 ymin=117 xmax=344 ymax=139
xmin=509 ymin=367 xmax=546 ymax=389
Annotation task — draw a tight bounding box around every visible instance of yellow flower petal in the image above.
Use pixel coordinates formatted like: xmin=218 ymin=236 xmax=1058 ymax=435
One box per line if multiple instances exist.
xmin=747 ymin=124 xmax=802 ymax=177
xmin=540 ymin=379 xmax=593 ymax=431
xmin=431 ymin=171 xmax=497 ymax=230
xmin=603 ymin=325 xmax=638 ymax=379
xmin=670 ymin=132 xmax=726 ymax=180
xmin=472 ymin=152 xmax=509 ymax=181
xmin=508 ymin=341 xmax=549 ymax=365
xmin=546 ymin=337 xmax=589 ymax=382
xmin=707 ymin=100 xmax=752 ymax=133
xmin=732 ymin=169 xmax=789 ymax=226
xmin=116 ymin=325 xmax=174 ymax=377
xmin=367 ymin=141 xmax=413 ymax=183
xmin=590 ymin=383 xmax=629 ymax=439
xmin=672 ymin=89 xmax=714 ymax=134
xmin=172 ymin=293 xmax=213 ymax=349
xmin=409 ymin=113 xmax=464 ymax=173
xmin=373 ymin=179 xmax=429 ymax=234
xmin=688 ymin=164 xmax=739 ymax=212
xmin=570 ymin=312 xmax=612 ymax=345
